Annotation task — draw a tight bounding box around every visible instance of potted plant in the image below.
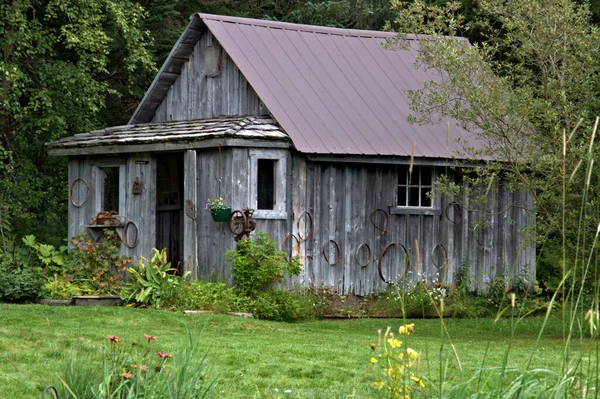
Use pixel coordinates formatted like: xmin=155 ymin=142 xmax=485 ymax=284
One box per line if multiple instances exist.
xmin=207 ymin=197 xmax=231 ymax=222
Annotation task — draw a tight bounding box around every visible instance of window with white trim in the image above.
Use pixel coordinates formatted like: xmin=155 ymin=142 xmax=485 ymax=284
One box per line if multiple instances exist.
xmin=397 ymin=165 xmax=434 ymax=208
xmin=249 ymin=149 xmax=287 ymax=219
xmin=93 ymin=163 xmax=126 ymax=215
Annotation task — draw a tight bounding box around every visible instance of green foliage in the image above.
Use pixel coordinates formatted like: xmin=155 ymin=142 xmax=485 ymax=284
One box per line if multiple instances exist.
xmin=165 ymin=281 xmax=243 ymax=313
xmin=40 ymin=276 xmax=83 ymax=300
xmin=57 ymin=328 xmax=214 ymax=399
xmin=69 ymin=230 xmax=131 ymax=295
xmin=22 ymin=234 xmax=65 ymax=275
xmin=251 ymin=290 xmax=314 ymax=322
xmin=0 ymin=259 xmax=44 ymax=303
xmin=226 ymin=232 xmax=301 ymax=298
xmin=124 ymin=248 xmax=189 ymax=308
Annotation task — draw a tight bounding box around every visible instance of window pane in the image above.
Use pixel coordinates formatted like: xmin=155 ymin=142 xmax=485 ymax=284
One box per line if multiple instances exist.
xmin=398 ymin=167 xmax=407 ymax=185
xmin=409 ymin=169 xmax=419 ymax=185
xmin=409 ymin=187 xmax=419 ymax=206
xmin=421 ymin=188 xmax=432 ymax=207
xmin=257 ymin=159 xmax=275 ymax=210
xmin=102 ymin=167 xmax=120 ymax=213
xmin=398 ymin=186 xmax=407 ymax=206
xmin=421 ymin=166 xmax=432 ymax=186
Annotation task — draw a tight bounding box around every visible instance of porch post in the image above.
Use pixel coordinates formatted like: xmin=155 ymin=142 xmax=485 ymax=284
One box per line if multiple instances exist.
xmin=183 ymin=149 xmax=198 ymax=279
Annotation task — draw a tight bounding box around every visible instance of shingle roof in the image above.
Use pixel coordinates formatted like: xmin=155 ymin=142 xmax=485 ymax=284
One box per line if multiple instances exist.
xmin=46 ymin=116 xmax=288 ymax=156
xmin=130 ymin=14 xmax=481 ymax=159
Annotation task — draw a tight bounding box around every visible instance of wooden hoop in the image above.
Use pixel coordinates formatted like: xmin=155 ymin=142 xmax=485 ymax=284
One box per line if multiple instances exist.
xmin=123 ymin=222 xmax=139 ymax=248
xmin=322 ymin=240 xmax=341 ymax=265
xmin=70 ymin=178 xmax=90 ymax=208
xmin=355 ymin=243 xmax=371 ymax=267
xmin=296 ymin=211 xmax=313 ymax=241
xmin=377 ymin=242 xmax=410 ymax=284
xmin=370 ymin=208 xmax=389 ymax=235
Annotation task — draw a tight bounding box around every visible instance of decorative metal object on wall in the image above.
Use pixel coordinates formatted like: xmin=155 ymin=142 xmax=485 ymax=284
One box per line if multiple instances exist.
xmin=282 ymin=233 xmax=300 ymax=261
xmin=475 ymin=222 xmax=493 ymax=247
xmin=355 ymin=243 xmax=371 ymax=267
xmin=228 ymin=208 xmax=257 ymax=241
xmin=132 ymin=177 xmax=143 ymax=195
xmin=370 ymin=208 xmax=389 ymax=235
xmin=445 ymin=202 xmax=462 ymax=224
xmin=123 ymin=221 xmax=139 ymax=248
xmin=185 ymin=200 xmax=197 ymax=220
xmin=431 ymin=244 xmax=448 ymax=270
xmin=377 ymin=242 xmax=411 ymax=284
xmin=322 ymin=240 xmax=341 ymax=265
xmin=296 ymin=211 xmax=313 ymax=241
xmin=70 ymin=178 xmax=90 ymax=208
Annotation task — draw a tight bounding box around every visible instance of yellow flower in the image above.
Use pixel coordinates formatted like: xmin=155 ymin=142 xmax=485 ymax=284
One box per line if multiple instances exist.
xmin=407 ymin=348 xmax=419 ymax=360
xmin=387 ymin=338 xmax=402 ymax=348
xmin=370 ymin=357 xmax=378 ymax=365
xmin=373 ymin=380 xmax=384 ymax=388
xmin=370 ymin=343 xmax=376 ymax=351
xmin=411 ymin=375 xmax=425 ymax=388
xmin=399 ymin=324 xmax=415 ymax=335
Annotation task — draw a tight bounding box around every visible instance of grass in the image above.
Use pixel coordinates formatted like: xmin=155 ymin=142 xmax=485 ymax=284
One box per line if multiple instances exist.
xmin=0 ymin=303 xmax=584 ymax=398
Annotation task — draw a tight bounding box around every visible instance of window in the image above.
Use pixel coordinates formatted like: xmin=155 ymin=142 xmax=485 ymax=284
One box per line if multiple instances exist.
xmin=249 ymin=150 xmax=287 ymax=219
xmin=397 ymin=165 xmax=433 ymax=208
xmin=93 ymin=163 xmax=125 ymax=216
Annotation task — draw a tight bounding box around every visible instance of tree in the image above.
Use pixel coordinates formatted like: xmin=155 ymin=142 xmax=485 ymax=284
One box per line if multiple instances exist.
xmin=0 ymin=0 xmax=154 ymax=244
xmin=389 ymin=0 xmax=600 ymax=286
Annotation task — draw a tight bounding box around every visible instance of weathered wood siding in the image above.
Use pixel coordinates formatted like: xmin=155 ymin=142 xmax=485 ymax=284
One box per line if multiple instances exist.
xmin=67 ymin=154 xmax=156 ymax=264
xmin=153 ymin=32 xmax=267 ymax=122
xmin=191 ymin=152 xmax=535 ymax=295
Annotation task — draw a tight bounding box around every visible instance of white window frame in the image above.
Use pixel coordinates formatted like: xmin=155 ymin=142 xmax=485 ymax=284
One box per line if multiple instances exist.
xmin=393 ymin=165 xmax=440 ymax=215
xmin=92 ymin=162 xmax=126 ymax=217
xmin=248 ymin=149 xmax=288 ymax=219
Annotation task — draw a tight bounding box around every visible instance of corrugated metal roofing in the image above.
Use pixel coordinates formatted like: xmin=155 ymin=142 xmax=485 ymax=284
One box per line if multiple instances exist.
xmin=46 ymin=116 xmax=288 ymax=156
xmin=131 ymin=13 xmax=481 ymax=159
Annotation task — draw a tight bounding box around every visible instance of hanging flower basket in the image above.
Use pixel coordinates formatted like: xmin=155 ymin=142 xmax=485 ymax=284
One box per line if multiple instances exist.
xmin=211 ymin=208 xmax=231 ymax=222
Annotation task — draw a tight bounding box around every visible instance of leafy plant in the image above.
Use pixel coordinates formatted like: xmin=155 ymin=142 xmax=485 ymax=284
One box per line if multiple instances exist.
xmin=226 ymin=232 xmax=301 ymax=298
xmin=124 ymin=248 xmax=189 ymax=308
xmin=206 ymin=197 xmax=229 ymax=211
xmin=22 ymin=234 xmax=65 ymax=275
xmin=166 ymin=281 xmax=243 ymax=313
xmin=69 ymin=230 xmax=131 ymax=295
xmin=57 ymin=328 xmax=215 ymax=399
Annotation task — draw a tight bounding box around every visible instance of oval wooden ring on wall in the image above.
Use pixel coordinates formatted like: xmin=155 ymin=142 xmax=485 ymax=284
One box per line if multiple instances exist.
xmin=70 ymin=178 xmax=90 ymax=208
xmin=322 ymin=240 xmax=341 ymax=265
xmin=282 ymin=233 xmax=300 ymax=261
xmin=355 ymin=243 xmax=371 ymax=267
xmin=123 ymin=222 xmax=139 ymax=248
xmin=445 ymin=202 xmax=462 ymax=224
xmin=431 ymin=244 xmax=448 ymax=270
xmin=370 ymin=208 xmax=389 ymax=235
xmin=297 ymin=211 xmax=313 ymax=241
xmin=377 ymin=242 xmax=411 ymax=284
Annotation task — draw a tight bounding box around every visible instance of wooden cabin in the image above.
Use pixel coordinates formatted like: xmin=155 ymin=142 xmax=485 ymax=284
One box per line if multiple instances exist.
xmin=47 ymin=14 xmax=535 ymax=294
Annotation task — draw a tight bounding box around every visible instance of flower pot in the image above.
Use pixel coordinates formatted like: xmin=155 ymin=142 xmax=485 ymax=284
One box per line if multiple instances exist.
xmin=211 ymin=208 xmax=231 ymax=222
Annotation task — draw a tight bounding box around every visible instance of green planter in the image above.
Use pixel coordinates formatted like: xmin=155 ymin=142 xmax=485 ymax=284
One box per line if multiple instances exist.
xmin=211 ymin=208 xmax=231 ymax=222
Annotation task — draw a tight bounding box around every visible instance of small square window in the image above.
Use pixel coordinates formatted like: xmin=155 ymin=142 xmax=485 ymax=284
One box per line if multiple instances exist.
xmin=249 ymin=150 xmax=287 ymax=219
xmin=397 ymin=166 xmax=434 ymax=208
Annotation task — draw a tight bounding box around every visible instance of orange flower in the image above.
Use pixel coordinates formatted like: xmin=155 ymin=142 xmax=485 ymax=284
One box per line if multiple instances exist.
xmin=120 ymin=372 xmax=132 ymax=379
xmin=106 ymin=335 xmax=121 ymax=343
xmin=143 ymin=334 xmax=156 ymax=342
xmin=157 ymin=351 xmax=172 ymax=359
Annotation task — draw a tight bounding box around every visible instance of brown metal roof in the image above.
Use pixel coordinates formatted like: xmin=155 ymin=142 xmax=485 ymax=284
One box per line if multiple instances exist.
xmin=46 ymin=116 xmax=289 ymax=156
xmin=131 ymin=14 xmax=481 ymax=159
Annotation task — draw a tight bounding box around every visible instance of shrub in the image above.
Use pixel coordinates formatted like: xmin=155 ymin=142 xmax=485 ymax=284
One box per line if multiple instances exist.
xmin=124 ymin=248 xmax=189 ymax=309
xmin=0 ymin=238 xmax=46 ymax=302
xmin=165 ymin=281 xmax=243 ymax=313
xmin=225 ymin=232 xmax=301 ymax=298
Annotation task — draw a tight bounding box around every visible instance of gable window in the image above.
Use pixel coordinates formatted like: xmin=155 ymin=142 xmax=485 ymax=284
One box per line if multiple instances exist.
xmin=249 ymin=150 xmax=287 ymax=219
xmin=397 ymin=165 xmax=433 ymax=208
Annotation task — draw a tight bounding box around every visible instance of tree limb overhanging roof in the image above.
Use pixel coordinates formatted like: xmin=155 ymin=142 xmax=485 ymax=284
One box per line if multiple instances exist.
xmin=130 ymin=13 xmax=482 ymax=159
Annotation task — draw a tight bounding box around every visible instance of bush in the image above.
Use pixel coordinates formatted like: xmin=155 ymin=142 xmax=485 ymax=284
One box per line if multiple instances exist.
xmin=0 ymin=258 xmax=44 ymax=302
xmin=225 ymin=232 xmax=301 ymax=298
xmin=164 ymin=281 xmax=243 ymax=313
xmin=251 ymin=290 xmax=310 ymax=322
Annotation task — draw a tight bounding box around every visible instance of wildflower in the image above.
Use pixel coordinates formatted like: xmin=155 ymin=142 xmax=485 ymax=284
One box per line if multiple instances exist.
xmin=133 ymin=364 xmax=147 ymax=371
xmin=407 ymin=348 xmax=419 ymax=360
xmin=143 ymin=334 xmax=156 ymax=342
xmin=370 ymin=343 xmax=376 ymax=351
xmin=157 ymin=351 xmax=173 ymax=359
xmin=120 ymin=372 xmax=132 ymax=379
xmin=370 ymin=357 xmax=378 ymax=365
xmin=387 ymin=338 xmax=402 ymax=348
xmin=373 ymin=380 xmax=384 ymax=388
xmin=399 ymin=324 xmax=414 ymax=335
xmin=106 ymin=335 xmax=121 ymax=343
xmin=411 ymin=375 xmax=425 ymax=388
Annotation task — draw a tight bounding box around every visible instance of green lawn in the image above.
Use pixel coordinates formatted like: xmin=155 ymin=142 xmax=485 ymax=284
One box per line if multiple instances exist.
xmin=0 ymin=304 xmax=584 ymax=398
